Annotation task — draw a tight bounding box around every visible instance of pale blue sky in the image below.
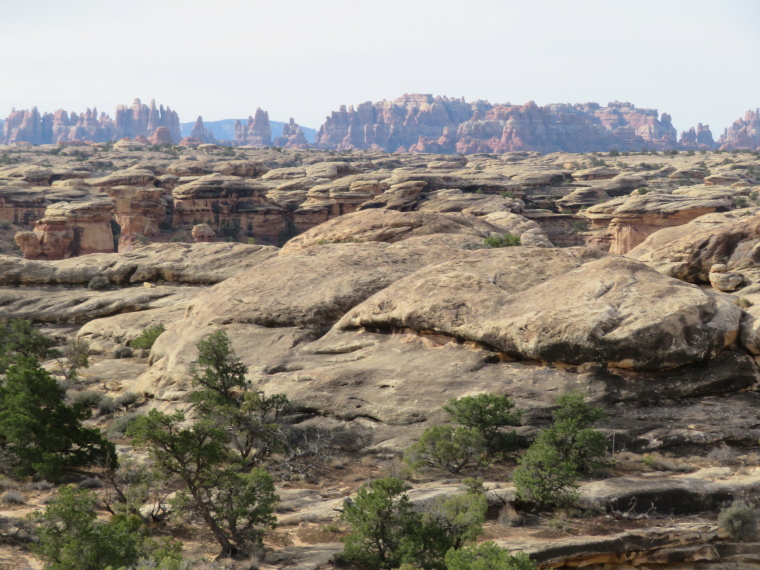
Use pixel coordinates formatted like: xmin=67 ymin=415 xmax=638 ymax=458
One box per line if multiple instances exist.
xmin=2 ymin=0 xmax=758 ymax=136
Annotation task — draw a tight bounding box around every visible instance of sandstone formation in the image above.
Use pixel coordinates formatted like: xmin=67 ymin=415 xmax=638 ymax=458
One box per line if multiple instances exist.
xmin=14 ymin=199 xmax=115 ymax=259
xmin=2 ymin=98 xmax=180 ymax=145
xmin=107 ymin=186 xmax=167 ymax=251
xmin=316 ymin=95 xmax=680 ymax=154
xmin=189 ymin=116 xmax=217 ymax=144
xmin=580 ymin=191 xmax=734 ymax=255
xmin=718 ymin=108 xmax=760 ymax=151
xmin=172 ymin=173 xmax=286 ymax=241
xmin=191 ymin=223 xmax=216 ymax=242
xmin=234 ymin=108 xmax=272 ymax=146
xmin=0 ymin=242 xmax=278 ymax=286
xmin=279 ymin=209 xmax=506 ymax=253
xmin=273 ymin=118 xmax=308 ymax=148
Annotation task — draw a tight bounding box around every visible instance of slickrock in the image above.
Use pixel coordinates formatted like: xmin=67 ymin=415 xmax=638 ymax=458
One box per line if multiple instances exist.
xmin=279 ymin=209 xmax=505 ymax=253
xmin=0 ymin=242 xmax=278 ymax=286
xmin=337 ymin=253 xmax=741 ymax=370
xmin=480 ymin=211 xmax=553 ymax=247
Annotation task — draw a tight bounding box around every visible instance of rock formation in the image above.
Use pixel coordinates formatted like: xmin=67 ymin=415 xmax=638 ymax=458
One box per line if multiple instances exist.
xmin=316 ymin=96 xmax=680 ymax=154
xmin=107 ymin=186 xmax=167 ymax=252
xmin=678 ymin=123 xmax=715 ymax=149
xmin=718 ymin=108 xmax=760 ymax=150
xmin=172 ymin=174 xmax=286 ymax=242
xmin=189 ymin=116 xmax=217 ymax=144
xmin=2 ymin=98 xmax=180 ymax=145
xmin=234 ymin=108 xmax=272 ymax=147
xmin=14 ymin=199 xmax=115 ymax=260
xmin=273 ymin=118 xmax=308 ymax=148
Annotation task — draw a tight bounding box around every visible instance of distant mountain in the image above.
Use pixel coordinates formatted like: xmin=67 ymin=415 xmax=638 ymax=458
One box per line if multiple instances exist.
xmin=180 ymin=118 xmax=317 ymax=144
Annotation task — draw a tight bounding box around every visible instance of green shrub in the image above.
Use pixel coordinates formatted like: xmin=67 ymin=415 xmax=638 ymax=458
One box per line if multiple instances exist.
xmin=0 ymin=358 xmax=116 ymax=479
xmin=129 ymin=324 xmax=165 ymax=350
xmin=484 ymin=233 xmax=521 ymax=248
xmin=443 ymin=394 xmax=522 ymax=456
xmin=404 ymin=426 xmax=484 ymax=474
xmin=735 ymin=196 xmax=749 ymax=208
xmin=718 ymin=500 xmax=757 ymax=541
xmin=340 ymin=478 xmax=420 ymax=569
xmin=31 ymin=485 xmax=146 ymax=570
xmin=445 ymin=541 xmax=537 ymax=570
xmin=512 ymin=392 xmax=605 ymax=508
xmin=0 ymin=319 xmax=56 ymax=373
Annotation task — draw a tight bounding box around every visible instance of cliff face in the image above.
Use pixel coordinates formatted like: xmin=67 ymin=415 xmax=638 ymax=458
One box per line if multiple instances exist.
xmin=718 ymin=109 xmax=760 ymax=150
xmin=2 ymin=98 xmax=180 ymax=145
xmin=315 ymin=95 xmax=679 ymax=153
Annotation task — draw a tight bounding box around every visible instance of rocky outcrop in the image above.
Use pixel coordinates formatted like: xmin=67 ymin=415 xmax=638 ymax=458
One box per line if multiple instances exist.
xmin=0 ymin=185 xmax=47 ymax=226
xmin=14 ymin=199 xmax=115 ymax=259
xmin=718 ymin=109 xmax=760 ymax=151
xmin=113 ymin=99 xmax=180 ymax=144
xmin=234 ymin=108 xmax=272 ymax=147
xmin=172 ymin=173 xmax=286 ymax=242
xmin=273 ymin=118 xmax=308 ymax=148
xmin=316 ymin=96 xmax=680 ymax=154
xmin=627 ymin=209 xmax=760 ymax=284
xmin=191 ymin=223 xmax=216 ymax=242
xmin=107 ymin=186 xmax=167 ymax=251
xmin=580 ymin=191 xmax=733 ymax=255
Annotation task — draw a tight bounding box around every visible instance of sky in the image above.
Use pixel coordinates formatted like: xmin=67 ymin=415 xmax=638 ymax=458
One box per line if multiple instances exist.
xmin=1 ymin=0 xmax=759 ymax=137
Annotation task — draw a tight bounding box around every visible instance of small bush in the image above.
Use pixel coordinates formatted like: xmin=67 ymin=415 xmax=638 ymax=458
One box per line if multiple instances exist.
xmin=445 ymin=541 xmax=537 ymax=570
xmin=97 ymin=396 xmax=118 ymax=416
xmin=77 ymin=477 xmax=103 ymax=489
xmin=112 ymin=345 xmax=134 ymax=359
xmin=129 ymin=324 xmax=165 ymax=350
xmin=484 ymin=233 xmax=521 ymax=248
xmin=443 ymin=394 xmax=522 ymax=456
xmin=115 ymin=392 xmax=139 ymax=410
xmin=404 ymin=425 xmax=484 ymax=473
xmin=108 ymin=413 xmax=141 ymax=438
xmin=735 ymin=196 xmax=750 ymax=208
xmin=26 ymin=480 xmax=54 ymax=491
xmin=718 ymin=500 xmax=757 ymax=541
xmin=0 ymin=490 xmax=26 ymax=504
xmin=87 ymin=275 xmax=110 ymax=291
xmin=71 ymin=390 xmax=104 ymax=408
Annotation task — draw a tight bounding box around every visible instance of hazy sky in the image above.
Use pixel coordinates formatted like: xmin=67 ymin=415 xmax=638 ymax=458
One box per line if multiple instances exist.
xmin=2 ymin=0 xmax=759 ymax=136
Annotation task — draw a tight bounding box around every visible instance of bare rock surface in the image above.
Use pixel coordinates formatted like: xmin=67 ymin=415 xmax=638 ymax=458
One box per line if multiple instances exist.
xmin=280 ymin=209 xmax=504 ymax=253
xmin=337 ymin=253 xmax=742 ymax=370
xmin=0 ymin=284 xmax=198 ymax=323
xmin=0 ymin=242 xmax=278 ymax=285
